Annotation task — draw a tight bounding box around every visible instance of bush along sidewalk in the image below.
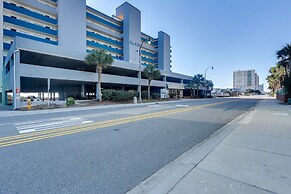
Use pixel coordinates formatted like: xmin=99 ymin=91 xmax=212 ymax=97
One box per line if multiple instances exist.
xmin=66 ymin=97 xmax=75 ymax=106
xmin=102 ymin=89 xmax=160 ymax=101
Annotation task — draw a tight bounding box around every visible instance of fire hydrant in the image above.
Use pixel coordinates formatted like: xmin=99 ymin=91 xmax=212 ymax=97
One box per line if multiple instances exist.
xmin=27 ymin=99 xmax=32 ymax=110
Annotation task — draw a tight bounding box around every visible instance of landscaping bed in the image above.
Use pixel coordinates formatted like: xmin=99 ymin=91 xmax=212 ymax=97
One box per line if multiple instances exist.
xmin=19 ymin=98 xmax=180 ymax=111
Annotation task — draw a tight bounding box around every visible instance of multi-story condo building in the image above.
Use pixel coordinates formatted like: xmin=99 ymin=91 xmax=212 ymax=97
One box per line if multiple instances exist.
xmin=255 ymin=73 xmax=259 ymax=90
xmin=1 ymin=0 xmax=191 ymax=108
xmin=258 ymin=84 xmax=264 ymax=92
xmin=233 ymin=70 xmax=259 ymax=91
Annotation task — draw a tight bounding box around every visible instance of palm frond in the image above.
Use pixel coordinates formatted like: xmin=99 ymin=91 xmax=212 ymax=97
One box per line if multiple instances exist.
xmin=85 ymin=49 xmax=113 ymax=70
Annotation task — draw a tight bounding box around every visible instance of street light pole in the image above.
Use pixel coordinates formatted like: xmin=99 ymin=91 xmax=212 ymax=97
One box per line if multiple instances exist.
xmin=13 ymin=49 xmax=20 ymax=110
xmin=138 ymin=38 xmax=151 ymax=102
xmin=204 ymin=66 xmax=214 ymax=99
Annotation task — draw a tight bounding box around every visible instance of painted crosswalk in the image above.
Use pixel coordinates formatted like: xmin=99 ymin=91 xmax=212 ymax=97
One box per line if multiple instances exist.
xmin=176 ymin=105 xmax=189 ymax=107
xmin=14 ymin=117 xmax=93 ymax=134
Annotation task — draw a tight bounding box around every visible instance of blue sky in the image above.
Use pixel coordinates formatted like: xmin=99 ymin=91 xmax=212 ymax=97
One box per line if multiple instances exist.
xmin=87 ymin=0 xmax=291 ymax=89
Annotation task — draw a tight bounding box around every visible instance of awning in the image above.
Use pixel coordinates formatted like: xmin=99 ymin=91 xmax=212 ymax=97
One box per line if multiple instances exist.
xmin=167 ymin=83 xmax=185 ymax=90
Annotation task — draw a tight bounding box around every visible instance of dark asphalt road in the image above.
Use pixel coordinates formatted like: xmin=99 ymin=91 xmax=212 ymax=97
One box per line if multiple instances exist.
xmin=0 ymin=98 xmax=259 ymax=194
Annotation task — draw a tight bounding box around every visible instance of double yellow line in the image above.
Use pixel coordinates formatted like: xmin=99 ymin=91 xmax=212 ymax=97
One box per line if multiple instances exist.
xmin=0 ymin=100 xmax=237 ymax=148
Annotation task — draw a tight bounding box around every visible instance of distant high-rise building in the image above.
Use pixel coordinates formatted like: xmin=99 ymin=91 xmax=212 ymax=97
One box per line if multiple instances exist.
xmin=233 ymin=70 xmax=260 ymax=91
xmin=255 ymin=73 xmax=259 ymax=90
xmin=259 ymin=84 xmax=264 ymax=92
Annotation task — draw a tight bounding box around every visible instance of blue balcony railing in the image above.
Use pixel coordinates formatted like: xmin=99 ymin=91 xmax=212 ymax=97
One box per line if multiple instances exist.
xmin=3 ymin=29 xmax=58 ymax=45
xmin=4 ymin=16 xmax=57 ymax=36
xmin=86 ymin=12 xmax=122 ymax=32
xmin=87 ymin=40 xmax=123 ymax=55
xmin=4 ymin=2 xmax=57 ymax=25
xmin=86 ymin=31 xmax=122 ymax=47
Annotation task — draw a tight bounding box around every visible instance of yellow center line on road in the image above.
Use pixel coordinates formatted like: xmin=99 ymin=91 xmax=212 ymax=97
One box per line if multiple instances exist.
xmin=0 ymin=100 xmax=240 ymax=148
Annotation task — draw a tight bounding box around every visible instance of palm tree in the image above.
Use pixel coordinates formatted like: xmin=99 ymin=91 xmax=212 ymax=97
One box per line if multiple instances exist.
xmin=191 ymin=74 xmax=204 ymax=97
xmin=266 ymin=66 xmax=285 ymax=95
xmin=206 ymin=80 xmax=214 ymax=90
xmin=277 ymin=44 xmax=291 ymax=75
xmin=143 ymin=64 xmax=161 ymax=100
xmin=85 ymin=49 xmax=113 ymax=101
xmin=277 ymin=44 xmax=291 ymax=97
xmin=272 ymin=65 xmax=285 ymax=86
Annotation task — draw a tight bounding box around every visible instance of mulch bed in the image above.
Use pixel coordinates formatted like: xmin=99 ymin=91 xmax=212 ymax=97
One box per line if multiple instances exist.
xmin=19 ymin=98 xmax=182 ymax=111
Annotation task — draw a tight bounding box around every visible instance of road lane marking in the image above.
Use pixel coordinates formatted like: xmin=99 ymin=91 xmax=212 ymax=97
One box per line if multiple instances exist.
xmin=82 ymin=121 xmax=94 ymax=124
xmin=13 ymin=117 xmax=76 ymax=126
xmin=15 ymin=117 xmax=93 ymax=134
xmin=19 ymin=129 xmax=36 ymax=134
xmin=273 ymin=113 xmax=289 ymax=116
xmin=0 ymin=100 xmax=240 ymax=148
xmin=176 ymin=105 xmax=189 ymax=107
xmin=147 ymin=105 xmax=161 ymax=107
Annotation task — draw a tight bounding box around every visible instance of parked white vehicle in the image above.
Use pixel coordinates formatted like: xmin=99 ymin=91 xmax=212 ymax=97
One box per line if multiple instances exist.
xmin=212 ymin=89 xmax=230 ymax=97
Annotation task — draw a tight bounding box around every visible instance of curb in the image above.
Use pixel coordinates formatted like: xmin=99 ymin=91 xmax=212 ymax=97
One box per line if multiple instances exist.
xmin=126 ymin=109 xmax=252 ymax=194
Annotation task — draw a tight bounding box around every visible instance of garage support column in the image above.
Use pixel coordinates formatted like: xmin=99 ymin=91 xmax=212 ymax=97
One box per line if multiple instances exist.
xmin=3 ymin=90 xmax=7 ymax=105
xmin=95 ymin=82 xmax=99 ymax=100
xmin=137 ymin=72 xmax=141 ymax=99
xmin=47 ymin=78 xmax=50 ymax=107
xmin=13 ymin=51 xmax=21 ymax=110
xmin=180 ymin=79 xmax=184 ymax=99
xmin=163 ymin=76 xmax=167 ymax=89
xmin=81 ymin=84 xmax=85 ymax=98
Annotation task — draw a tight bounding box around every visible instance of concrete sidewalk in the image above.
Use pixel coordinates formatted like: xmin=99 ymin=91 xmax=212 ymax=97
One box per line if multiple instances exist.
xmin=128 ymin=99 xmax=291 ymax=194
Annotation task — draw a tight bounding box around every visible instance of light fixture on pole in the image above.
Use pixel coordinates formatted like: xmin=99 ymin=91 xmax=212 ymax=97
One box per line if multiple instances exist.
xmin=204 ymin=66 xmax=214 ymax=99
xmin=138 ymin=38 xmax=151 ymax=102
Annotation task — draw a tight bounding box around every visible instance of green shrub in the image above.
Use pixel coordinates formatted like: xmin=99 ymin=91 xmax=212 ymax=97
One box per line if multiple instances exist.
xmin=141 ymin=91 xmax=148 ymax=99
xmin=128 ymin=90 xmax=138 ymax=99
xmin=169 ymin=93 xmax=176 ymax=99
xmin=151 ymin=93 xmax=160 ymax=99
xmin=112 ymin=90 xmax=132 ymax=101
xmin=66 ymin=97 xmax=75 ymax=106
xmin=102 ymin=89 xmax=115 ymax=101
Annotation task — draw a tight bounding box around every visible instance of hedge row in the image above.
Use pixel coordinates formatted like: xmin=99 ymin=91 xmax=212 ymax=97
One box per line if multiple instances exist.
xmin=102 ymin=89 xmax=160 ymax=101
xmin=140 ymin=91 xmax=160 ymax=99
xmin=102 ymin=89 xmax=137 ymax=101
